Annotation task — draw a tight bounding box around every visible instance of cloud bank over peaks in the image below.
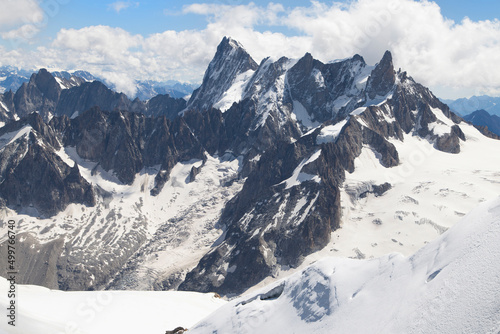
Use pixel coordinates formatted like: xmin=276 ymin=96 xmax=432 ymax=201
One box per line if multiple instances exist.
xmin=1 ymin=0 xmax=500 ymax=99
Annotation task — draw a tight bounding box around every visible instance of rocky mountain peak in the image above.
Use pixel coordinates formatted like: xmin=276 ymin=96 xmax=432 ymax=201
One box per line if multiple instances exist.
xmin=32 ymin=68 xmax=61 ymax=101
xmin=187 ymin=37 xmax=259 ymax=111
xmin=366 ymin=50 xmax=396 ymax=100
xmin=13 ymin=69 xmax=62 ymax=120
xmin=219 ymin=36 xmax=245 ymax=52
xmin=351 ymin=53 xmax=365 ymax=63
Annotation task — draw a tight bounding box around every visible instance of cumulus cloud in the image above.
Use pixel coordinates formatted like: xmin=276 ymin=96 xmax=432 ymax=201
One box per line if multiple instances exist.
xmin=3 ymin=0 xmax=500 ymax=98
xmin=0 ymin=0 xmax=71 ymax=46
xmin=0 ymin=0 xmax=44 ymax=29
xmin=1 ymin=24 xmax=41 ymax=41
xmin=179 ymin=0 xmax=500 ymax=98
xmin=0 ymin=0 xmax=45 ymax=45
xmin=108 ymin=1 xmax=139 ymax=14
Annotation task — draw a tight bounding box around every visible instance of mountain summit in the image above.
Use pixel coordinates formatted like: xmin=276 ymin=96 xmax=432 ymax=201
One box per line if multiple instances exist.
xmin=365 ymin=50 xmax=396 ymax=99
xmin=187 ymin=36 xmax=259 ymax=112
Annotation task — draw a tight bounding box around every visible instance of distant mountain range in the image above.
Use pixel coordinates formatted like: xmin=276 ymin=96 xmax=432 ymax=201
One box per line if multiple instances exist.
xmin=0 ymin=68 xmax=190 ymax=125
xmin=463 ymin=109 xmax=500 ymax=136
xmin=442 ymin=95 xmax=500 ymax=116
xmin=0 ymin=65 xmax=196 ymax=101
xmin=0 ymin=66 xmax=32 ymax=93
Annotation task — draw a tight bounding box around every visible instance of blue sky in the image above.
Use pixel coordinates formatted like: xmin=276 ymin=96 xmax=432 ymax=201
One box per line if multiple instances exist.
xmin=31 ymin=0 xmax=500 ymax=43
xmin=1 ymin=0 xmax=500 ymax=98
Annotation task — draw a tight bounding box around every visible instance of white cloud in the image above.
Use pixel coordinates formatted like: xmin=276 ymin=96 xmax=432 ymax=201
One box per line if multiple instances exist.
xmin=177 ymin=0 xmax=500 ymax=98
xmin=3 ymin=0 xmax=500 ymax=99
xmin=108 ymin=1 xmax=139 ymax=14
xmin=0 ymin=0 xmax=70 ymax=45
xmin=1 ymin=24 xmax=41 ymax=41
xmin=0 ymin=0 xmax=44 ymax=29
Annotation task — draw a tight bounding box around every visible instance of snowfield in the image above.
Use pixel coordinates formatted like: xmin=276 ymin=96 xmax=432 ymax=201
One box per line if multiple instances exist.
xmin=0 ymin=279 xmax=226 ymax=334
xmin=243 ymin=117 xmax=500 ymax=293
xmin=2 ymin=196 xmax=498 ymax=334
xmin=189 ymin=196 xmax=500 ymax=334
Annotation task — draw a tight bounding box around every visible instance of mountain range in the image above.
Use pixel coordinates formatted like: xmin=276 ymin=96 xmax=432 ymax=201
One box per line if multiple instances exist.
xmin=463 ymin=109 xmax=500 ymax=136
xmin=0 ymin=68 xmax=188 ymax=126
xmin=0 ymin=37 xmax=499 ymax=300
xmin=442 ymin=95 xmax=500 ymax=116
xmin=0 ymin=65 xmax=195 ymax=102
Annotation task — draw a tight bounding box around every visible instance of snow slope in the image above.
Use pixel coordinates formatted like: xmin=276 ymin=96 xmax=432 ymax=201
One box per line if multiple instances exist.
xmin=0 ymin=149 xmax=243 ymax=290
xmin=243 ymin=114 xmax=500 ymax=294
xmin=2 ymin=196 xmax=498 ymax=334
xmin=189 ymin=196 xmax=500 ymax=334
xmin=0 ymin=277 xmax=226 ymax=334
xmin=0 ymin=126 xmax=32 ymax=151
xmin=332 ymin=119 xmax=500 ymax=259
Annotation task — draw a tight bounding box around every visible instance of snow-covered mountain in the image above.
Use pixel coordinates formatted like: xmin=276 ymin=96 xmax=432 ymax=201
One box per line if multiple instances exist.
xmin=0 ymin=66 xmax=96 ymax=94
xmin=0 ymin=66 xmax=32 ymax=94
xmin=134 ymin=80 xmax=196 ymax=101
xmin=190 ymin=196 xmax=500 ymax=334
xmin=0 ymin=69 xmax=188 ymax=124
xmin=0 ymin=65 xmax=195 ymax=102
xmin=2 ymin=196 xmax=499 ymax=334
xmin=51 ymin=70 xmax=97 ymax=89
xmin=1 ymin=37 xmax=500 ymax=298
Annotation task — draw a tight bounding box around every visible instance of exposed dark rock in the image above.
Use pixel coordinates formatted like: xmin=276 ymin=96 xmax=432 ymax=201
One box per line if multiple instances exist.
xmin=435 ymin=131 xmax=461 ymax=154
xmin=451 ymin=124 xmax=466 ymax=141
xmin=0 ymin=125 xmax=95 ymax=216
xmin=55 ymin=81 xmax=130 ymax=118
xmin=165 ymin=327 xmax=187 ymax=334
xmin=143 ymin=94 xmax=186 ymax=119
xmin=471 ymin=124 xmax=500 ymax=140
xmin=13 ymin=69 xmax=62 ymax=120
xmin=366 ymin=51 xmax=396 ymax=100
xmin=58 ymin=107 xmax=204 ymax=187
xmin=287 ymin=53 xmax=367 ymax=124
xmin=188 ymin=164 xmax=203 ymax=183
xmin=362 ymin=126 xmax=399 ymax=167
xmin=359 ymin=183 xmax=392 ymax=198
xmin=0 ymin=91 xmax=16 ymax=124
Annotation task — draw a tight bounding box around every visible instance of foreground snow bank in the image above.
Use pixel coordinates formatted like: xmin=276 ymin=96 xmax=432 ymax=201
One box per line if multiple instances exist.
xmin=190 ymin=197 xmax=500 ymax=334
xmin=0 ymin=281 xmax=225 ymax=334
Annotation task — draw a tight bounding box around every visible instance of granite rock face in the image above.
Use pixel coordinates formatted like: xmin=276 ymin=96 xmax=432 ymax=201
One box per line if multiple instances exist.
xmin=286 ymin=53 xmax=368 ymax=124
xmin=55 ymin=81 xmax=131 ymax=118
xmin=0 ymin=113 xmax=95 ymax=217
xmin=366 ymin=50 xmax=396 ymax=100
xmin=55 ymin=107 xmax=204 ymax=188
xmin=13 ymin=69 xmax=62 ymax=120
